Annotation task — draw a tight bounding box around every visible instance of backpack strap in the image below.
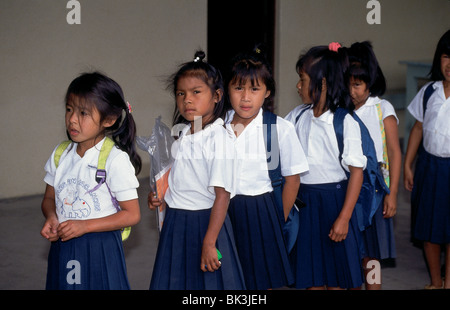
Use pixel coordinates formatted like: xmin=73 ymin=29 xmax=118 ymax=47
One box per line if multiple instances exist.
xmin=422 ymin=82 xmax=435 ymax=116
xmin=376 ymin=103 xmax=390 ymax=187
xmin=95 ymin=137 xmax=115 ymax=183
xmin=294 ymin=104 xmax=313 ymax=124
xmin=263 ymin=111 xmax=283 ymax=188
xmin=417 ymin=82 xmax=436 ymax=154
xmin=263 ymin=110 xmax=299 ymax=253
xmin=54 ymin=141 xmax=72 ymax=167
xmin=332 ymin=108 xmax=348 ymax=175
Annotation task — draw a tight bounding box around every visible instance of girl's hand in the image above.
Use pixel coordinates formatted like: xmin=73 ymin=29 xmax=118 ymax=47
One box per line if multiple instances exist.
xmin=200 ymin=243 xmax=221 ymax=273
xmin=329 ymin=216 xmax=349 ymax=242
xmin=200 ymin=187 xmax=229 ymax=272
xmin=383 ymin=193 xmax=397 ymax=218
xmin=147 ymin=192 xmax=162 ymax=210
xmin=57 ymin=220 xmax=89 ymax=241
xmin=403 ymin=167 xmax=414 ymax=192
xmin=40 ymin=217 xmax=60 ymax=242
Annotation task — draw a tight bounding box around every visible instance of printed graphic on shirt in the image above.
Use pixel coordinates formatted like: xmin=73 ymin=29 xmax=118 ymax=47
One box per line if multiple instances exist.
xmin=56 ymin=178 xmax=101 ymax=220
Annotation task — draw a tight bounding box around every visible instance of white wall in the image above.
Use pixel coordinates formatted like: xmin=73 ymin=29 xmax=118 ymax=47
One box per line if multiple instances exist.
xmin=1 ymin=0 xmax=449 ymax=199
xmin=275 ymin=0 xmax=450 ymax=116
xmin=0 ymin=0 xmax=207 ymax=199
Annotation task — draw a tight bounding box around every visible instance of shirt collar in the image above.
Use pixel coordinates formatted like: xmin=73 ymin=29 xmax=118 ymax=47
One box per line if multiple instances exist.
xmin=310 ymin=108 xmax=334 ymax=124
xmin=179 ymin=118 xmax=225 ymax=138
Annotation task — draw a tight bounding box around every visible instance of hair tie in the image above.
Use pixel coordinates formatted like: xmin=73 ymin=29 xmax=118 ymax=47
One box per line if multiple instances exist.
xmin=193 ymin=56 xmax=201 ymax=62
xmin=126 ymin=101 xmax=132 ymax=113
xmin=328 ymin=42 xmax=341 ymax=52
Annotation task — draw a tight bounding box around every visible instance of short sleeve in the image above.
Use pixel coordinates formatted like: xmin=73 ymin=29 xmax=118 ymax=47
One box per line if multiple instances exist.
xmin=341 ymin=114 xmax=367 ymax=171
xmin=106 ymin=150 xmax=139 ymax=201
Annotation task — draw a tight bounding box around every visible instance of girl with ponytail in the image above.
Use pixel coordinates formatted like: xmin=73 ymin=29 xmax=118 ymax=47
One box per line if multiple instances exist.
xmin=41 ymin=71 xmax=141 ymax=289
xmin=148 ymin=51 xmax=245 ymax=290
xmin=286 ymin=43 xmax=366 ymax=290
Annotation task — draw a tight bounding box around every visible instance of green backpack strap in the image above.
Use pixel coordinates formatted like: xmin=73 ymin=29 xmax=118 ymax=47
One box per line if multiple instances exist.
xmin=95 ymin=137 xmax=115 ymax=183
xmin=54 ymin=141 xmax=72 ymax=168
xmin=98 ymin=137 xmax=115 ymax=170
xmin=97 ymin=137 xmax=132 ymax=242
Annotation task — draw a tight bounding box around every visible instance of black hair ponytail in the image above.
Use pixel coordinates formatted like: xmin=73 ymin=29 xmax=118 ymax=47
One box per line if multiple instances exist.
xmin=111 ymin=106 xmax=142 ymax=175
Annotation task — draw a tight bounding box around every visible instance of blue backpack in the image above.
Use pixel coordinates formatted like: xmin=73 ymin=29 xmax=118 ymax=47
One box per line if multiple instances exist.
xmin=333 ymin=108 xmax=390 ymax=231
xmin=262 ymin=111 xmax=303 ymax=253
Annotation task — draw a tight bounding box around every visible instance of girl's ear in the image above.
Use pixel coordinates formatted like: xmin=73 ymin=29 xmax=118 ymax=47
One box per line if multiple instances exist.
xmin=265 ymin=90 xmax=271 ymax=99
xmin=102 ymin=116 xmax=118 ymax=128
xmin=214 ymin=89 xmax=223 ymax=103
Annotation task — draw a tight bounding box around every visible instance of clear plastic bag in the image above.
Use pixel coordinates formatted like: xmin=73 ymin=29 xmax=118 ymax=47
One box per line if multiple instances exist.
xmin=137 ymin=116 xmax=175 ymax=232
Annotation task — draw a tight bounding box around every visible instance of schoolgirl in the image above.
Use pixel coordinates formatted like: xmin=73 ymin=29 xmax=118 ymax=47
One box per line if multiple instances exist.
xmin=347 ymin=41 xmax=401 ymax=289
xmin=285 ymin=43 xmax=366 ymax=289
xmin=404 ymin=29 xmax=450 ymax=289
xmin=41 ymin=72 xmax=142 ymax=289
xmin=224 ymin=46 xmax=309 ymax=290
xmin=148 ymin=51 xmax=245 ymax=290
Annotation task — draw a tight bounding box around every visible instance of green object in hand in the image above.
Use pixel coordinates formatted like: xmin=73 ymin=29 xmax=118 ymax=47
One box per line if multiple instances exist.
xmin=217 ymin=249 xmax=222 ymax=261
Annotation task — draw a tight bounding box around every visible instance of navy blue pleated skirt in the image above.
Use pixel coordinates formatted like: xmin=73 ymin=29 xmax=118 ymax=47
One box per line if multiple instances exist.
xmin=361 ymin=200 xmax=396 ymax=260
xmin=412 ymin=149 xmax=450 ymax=244
xmin=290 ymin=182 xmax=364 ymax=289
xmin=46 ymin=230 xmax=130 ymax=290
xmin=227 ymin=193 xmax=294 ymax=290
xmin=149 ymin=206 xmax=246 ymax=290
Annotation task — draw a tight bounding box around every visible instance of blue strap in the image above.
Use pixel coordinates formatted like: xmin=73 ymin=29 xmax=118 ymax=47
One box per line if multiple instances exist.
xmin=263 ymin=111 xmax=299 ymax=253
xmin=333 ymin=108 xmax=348 ymax=175
xmin=263 ymin=111 xmax=283 ymax=186
xmin=294 ymin=104 xmax=313 ymax=124
xmin=423 ymin=82 xmax=435 ymax=115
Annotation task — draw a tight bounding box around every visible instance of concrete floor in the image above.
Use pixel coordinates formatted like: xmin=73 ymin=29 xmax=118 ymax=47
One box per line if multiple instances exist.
xmin=0 ymin=174 xmax=433 ymax=290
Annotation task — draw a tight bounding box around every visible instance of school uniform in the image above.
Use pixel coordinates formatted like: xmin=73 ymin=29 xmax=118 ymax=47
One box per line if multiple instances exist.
xmin=408 ymin=81 xmax=450 ymax=244
xmin=225 ymin=108 xmax=309 ymax=290
xmin=354 ymin=97 xmax=397 ymax=260
xmin=43 ymin=137 xmax=139 ymax=290
xmin=149 ymin=118 xmax=246 ymax=290
xmin=286 ymin=106 xmax=366 ymax=289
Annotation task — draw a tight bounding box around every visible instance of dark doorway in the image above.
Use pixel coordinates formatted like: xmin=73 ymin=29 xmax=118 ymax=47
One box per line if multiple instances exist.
xmin=207 ymin=0 xmax=275 ymax=83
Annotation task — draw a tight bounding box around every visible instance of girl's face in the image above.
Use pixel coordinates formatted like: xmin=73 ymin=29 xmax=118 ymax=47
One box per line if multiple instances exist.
xmin=296 ymin=71 xmax=313 ymax=104
xmin=441 ymin=53 xmax=450 ymax=83
xmin=176 ymin=76 xmax=219 ymax=130
xmin=228 ymin=78 xmax=270 ymax=125
xmin=65 ymin=96 xmax=114 ymax=156
xmin=349 ymin=77 xmax=370 ymax=109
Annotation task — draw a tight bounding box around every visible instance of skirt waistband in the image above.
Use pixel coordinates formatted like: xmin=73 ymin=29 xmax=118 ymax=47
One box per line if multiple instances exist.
xmin=300 ymin=180 xmax=347 ymax=191
xmin=420 ymin=148 xmax=450 ymax=163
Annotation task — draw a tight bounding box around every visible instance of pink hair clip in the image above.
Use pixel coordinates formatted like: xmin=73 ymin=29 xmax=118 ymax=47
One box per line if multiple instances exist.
xmin=126 ymin=101 xmax=132 ymax=113
xmin=328 ymin=42 xmax=341 ymax=52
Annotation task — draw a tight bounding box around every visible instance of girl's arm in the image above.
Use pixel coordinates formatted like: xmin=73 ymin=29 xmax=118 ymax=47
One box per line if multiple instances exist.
xmin=57 ymin=198 xmax=141 ymax=241
xmin=40 ymin=184 xmax=60 ymax=242
xmin=282 ymin=174 xmax=300 ymax=221
xmin=329 ymin=166 xmax=363 ymax=242
xmin=403 ymin=120 xmax=423 ymax=192
xmin=383 ymin=115 xmax=402 ymax=218
xmin=201 ymin=187 xmax=230 ymax=272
